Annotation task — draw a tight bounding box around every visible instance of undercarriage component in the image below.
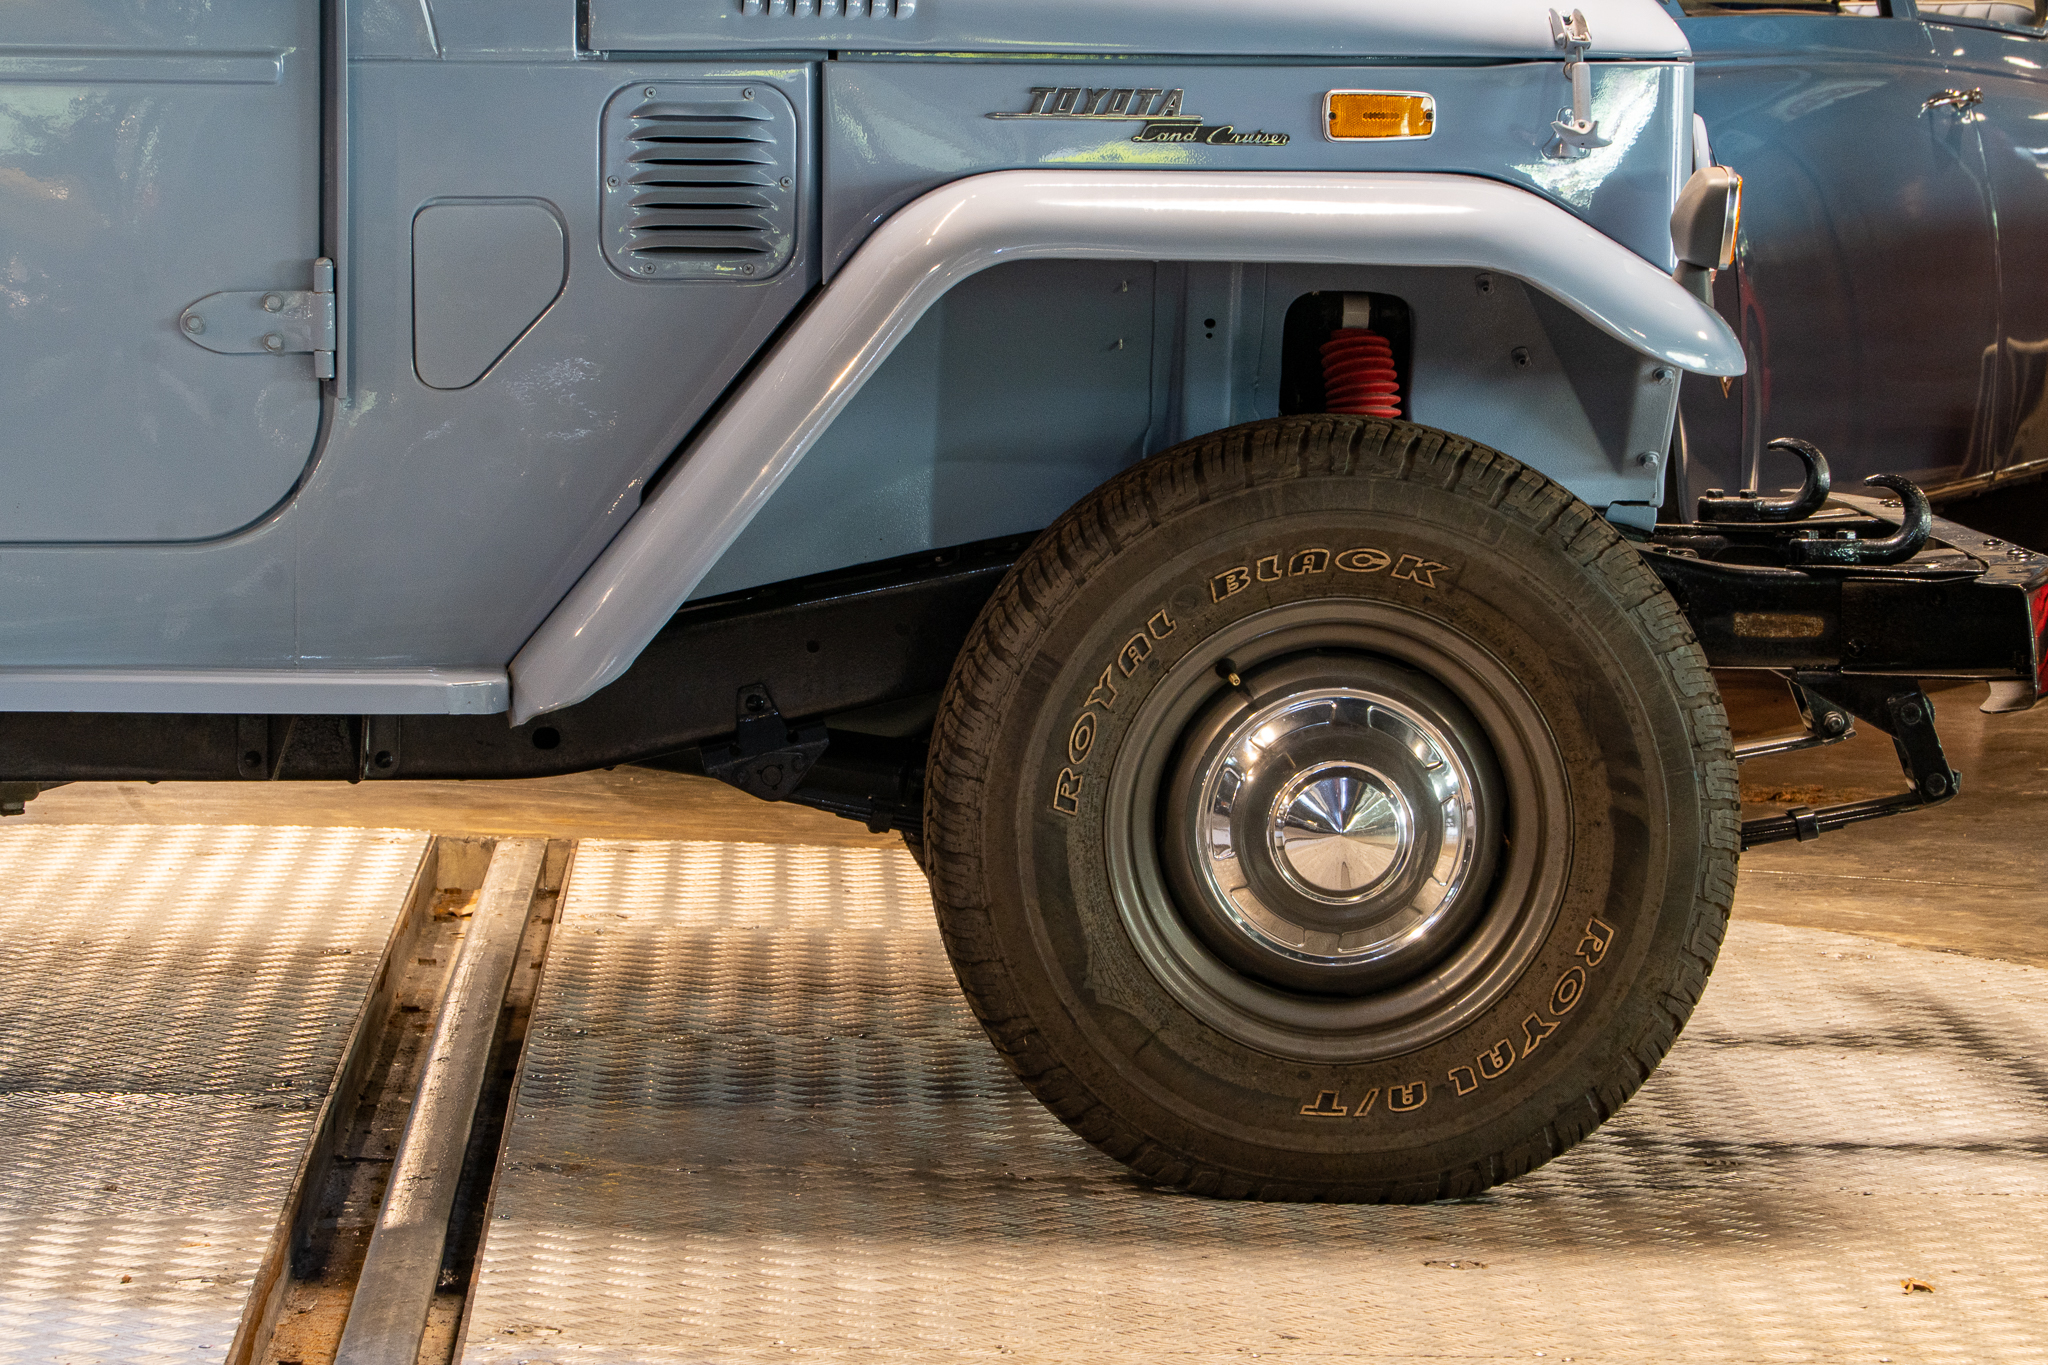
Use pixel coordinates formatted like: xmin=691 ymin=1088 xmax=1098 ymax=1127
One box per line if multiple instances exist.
xmin=681 ymin=682 xmax=927 ymax=833
xmin=1731 ymin=679 xmax=1854 ymax=762
xmin=1320 ymin=328 xmax=1402 ymax=417
xmin=776 ymin=731 xmax=927 ymax=835
xmin=701 ymin=684 xmax=829 ymax=802
xmin=1660 ymin=445 xmax=2037 ymax=847
xmin=1278 ymin=291 xmax=1412 ymax=420
xmin=1738 ymin=674 xmax=1960 ymax=850
xmin=0 ymin=782 xmax=60 ymax=816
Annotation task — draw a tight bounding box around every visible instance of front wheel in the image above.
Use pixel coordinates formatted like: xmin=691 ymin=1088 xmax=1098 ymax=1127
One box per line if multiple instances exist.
xmin=924 ymin=417 xmax=1737 ymax=1202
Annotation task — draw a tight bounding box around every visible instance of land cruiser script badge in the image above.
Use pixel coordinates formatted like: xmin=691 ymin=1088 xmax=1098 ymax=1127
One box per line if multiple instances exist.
xmin=988 ymin=87 xmax=1291 ymax=147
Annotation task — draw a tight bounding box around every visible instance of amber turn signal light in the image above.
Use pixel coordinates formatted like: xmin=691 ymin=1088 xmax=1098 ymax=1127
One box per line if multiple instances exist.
xmin=1324 ymin=91 xmax=1436 ymax=141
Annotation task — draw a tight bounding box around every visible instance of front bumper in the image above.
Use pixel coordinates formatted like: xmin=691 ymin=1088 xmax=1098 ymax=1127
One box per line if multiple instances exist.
xmin=1646 ymin=491 xmax=2048 ymax=708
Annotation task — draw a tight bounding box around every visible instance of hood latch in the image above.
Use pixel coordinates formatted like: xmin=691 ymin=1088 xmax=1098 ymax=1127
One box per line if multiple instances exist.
xmin=1545 ymin=9 xmax=1610 ymax=160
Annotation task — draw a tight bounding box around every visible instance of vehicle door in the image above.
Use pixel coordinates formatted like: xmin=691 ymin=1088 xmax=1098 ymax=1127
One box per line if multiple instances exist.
xmin=1924 ymin=3 xmax=2048 ymax=489
xmin=0 ymin=2 xmax=322 ymax=542
xmin=1676 ymin=1 xmax=2000 ymax=496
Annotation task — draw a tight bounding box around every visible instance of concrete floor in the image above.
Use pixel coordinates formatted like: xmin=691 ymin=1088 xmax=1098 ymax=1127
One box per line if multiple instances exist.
xmin=23 ymin=762 xmax=897 ymax=849
xmin=18 ymin=672 xmax=2045 ymax=966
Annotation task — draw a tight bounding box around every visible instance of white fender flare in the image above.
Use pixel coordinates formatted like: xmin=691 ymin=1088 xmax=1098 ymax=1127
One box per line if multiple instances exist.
xmin=509 ymin=169 xmax=1744 ymax=722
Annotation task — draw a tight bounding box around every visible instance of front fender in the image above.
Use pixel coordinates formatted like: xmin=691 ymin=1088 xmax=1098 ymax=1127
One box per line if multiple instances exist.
xmin=509 ymin=168 xmax=1744 ymax=722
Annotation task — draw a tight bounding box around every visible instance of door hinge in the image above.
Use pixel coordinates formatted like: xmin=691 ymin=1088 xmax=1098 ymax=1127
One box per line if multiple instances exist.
xmin=178 ymin=257 xmax=337 ymax=380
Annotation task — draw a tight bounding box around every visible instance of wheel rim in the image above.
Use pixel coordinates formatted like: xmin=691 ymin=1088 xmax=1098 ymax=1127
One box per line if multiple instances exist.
xmin=1102 ymin=599 xmax=1571 ymax=1064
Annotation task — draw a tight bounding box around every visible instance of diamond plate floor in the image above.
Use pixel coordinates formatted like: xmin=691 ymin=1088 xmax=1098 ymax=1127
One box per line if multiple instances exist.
xmin=0 ymin=824 xmax=431 ymax=1365
xmin=463 ymin=840 xmax=2048 ymax=1365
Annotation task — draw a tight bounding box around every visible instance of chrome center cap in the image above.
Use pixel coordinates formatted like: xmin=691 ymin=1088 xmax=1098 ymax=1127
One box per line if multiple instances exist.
xmin=1182 ymin=684 xmax=1483 ymax=968
xmin=1271 ymin=764 xmax=1412 ymax=900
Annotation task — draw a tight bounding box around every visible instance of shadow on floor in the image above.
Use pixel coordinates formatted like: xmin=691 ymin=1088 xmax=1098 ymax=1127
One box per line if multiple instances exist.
xmin=15 ymin=672 xmax=2044 ymax=966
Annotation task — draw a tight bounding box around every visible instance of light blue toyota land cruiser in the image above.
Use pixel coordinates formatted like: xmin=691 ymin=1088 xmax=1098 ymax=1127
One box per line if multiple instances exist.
xmin=3 ymin=0 xmax=2040 ymax=1201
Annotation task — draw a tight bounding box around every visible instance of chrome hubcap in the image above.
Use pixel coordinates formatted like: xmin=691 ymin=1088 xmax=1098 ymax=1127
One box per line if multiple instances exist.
xmin=1271 ymin=762 xmax=1413 ymax=899
xmin=1183 ymin=682 xmax=1487 ymax=987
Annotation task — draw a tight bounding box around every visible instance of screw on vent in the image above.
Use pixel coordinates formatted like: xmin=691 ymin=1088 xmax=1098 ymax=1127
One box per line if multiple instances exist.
xmin=602 ymin=82 xmax=799 ymax=282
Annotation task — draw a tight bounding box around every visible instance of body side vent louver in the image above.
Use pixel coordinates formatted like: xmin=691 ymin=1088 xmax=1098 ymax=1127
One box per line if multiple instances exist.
xmin=602 ymin=82 xmax=800 ymax=282
xmin=740 ymin=0 xmax=917 ymax=14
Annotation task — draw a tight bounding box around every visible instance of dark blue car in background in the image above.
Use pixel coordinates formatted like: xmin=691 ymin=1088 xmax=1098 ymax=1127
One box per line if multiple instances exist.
xmin=1675 ymin=0 xmax=2048 ymax=540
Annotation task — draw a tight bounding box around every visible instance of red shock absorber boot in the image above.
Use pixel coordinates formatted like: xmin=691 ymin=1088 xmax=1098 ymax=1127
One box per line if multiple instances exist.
xmin=1320 ymin=328 xmax=1402 ymax=418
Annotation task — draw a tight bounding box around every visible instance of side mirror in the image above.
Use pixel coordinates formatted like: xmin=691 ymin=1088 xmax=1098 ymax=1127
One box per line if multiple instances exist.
xmin=1670 ymin=164 xmax=1742 ymax=303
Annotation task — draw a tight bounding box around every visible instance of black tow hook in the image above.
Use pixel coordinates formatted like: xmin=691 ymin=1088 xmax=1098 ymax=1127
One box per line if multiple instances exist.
xmin=1697 ymin=436 xmax=1832 ymax=523
xmin=1782 ymin=473 xmax=1932 ymax=567
xmin=1697 ymin=437 xmax=1933 ymax=567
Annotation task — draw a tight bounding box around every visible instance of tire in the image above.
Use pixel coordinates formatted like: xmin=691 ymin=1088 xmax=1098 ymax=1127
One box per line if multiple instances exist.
xmin=924 ymin=416 xmax=1738 ymax=1202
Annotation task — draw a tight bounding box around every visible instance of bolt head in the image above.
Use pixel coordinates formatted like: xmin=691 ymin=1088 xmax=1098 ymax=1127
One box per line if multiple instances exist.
xmin=182 ymin=314 xmax=204 ymax=335
xmin=1636 ymin=450 xmax=1659 ymax=468
xmin=262 ymin=293 xmax=284 ymax=313
xmin=1922 ymin=772 xmax=1950 ymax=798
xmin=1652 ymin=366 xmax=1675 ymax=382
xmin=743 ymin=87 xmax=756 ymax=100
xmin=262 ymin=333 xmax=284 ymax=352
